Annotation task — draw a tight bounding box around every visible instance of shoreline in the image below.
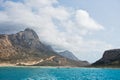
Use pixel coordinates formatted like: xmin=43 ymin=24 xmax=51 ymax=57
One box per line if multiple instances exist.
xmin=0 ymin=65 xmax=120 ymax=69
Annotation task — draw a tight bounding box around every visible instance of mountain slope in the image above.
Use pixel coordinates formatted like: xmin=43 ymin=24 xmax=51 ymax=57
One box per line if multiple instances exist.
xmin=0 ymin=28 xmax=89 ymax=67
xmin=92 ymin=49 xmax=120 ymax=67
xmin=59 ymin=50 xmax=79 ymax=61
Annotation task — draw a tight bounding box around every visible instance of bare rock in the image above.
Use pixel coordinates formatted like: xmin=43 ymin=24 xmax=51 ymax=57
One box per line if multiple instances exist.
xmin=0 ymin=28 xmax=89 ymax=67
xmin=92 ymin=49 xmax=120 ymax=67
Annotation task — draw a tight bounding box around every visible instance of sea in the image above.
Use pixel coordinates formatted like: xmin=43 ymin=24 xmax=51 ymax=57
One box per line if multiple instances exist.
xmin=0 ymin=67 xmax=120 ymax=80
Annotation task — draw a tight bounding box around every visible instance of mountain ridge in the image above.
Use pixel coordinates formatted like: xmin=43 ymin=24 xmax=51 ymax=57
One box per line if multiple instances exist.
xmin=0 ymin=28 xmax=89 ymax=67
xmin=59 ymin=50 xmax=79 ymax=61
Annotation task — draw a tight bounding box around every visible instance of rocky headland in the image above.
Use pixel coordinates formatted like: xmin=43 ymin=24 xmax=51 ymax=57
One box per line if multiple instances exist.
xmin=92 ymin=49 xmax=120 ymax=67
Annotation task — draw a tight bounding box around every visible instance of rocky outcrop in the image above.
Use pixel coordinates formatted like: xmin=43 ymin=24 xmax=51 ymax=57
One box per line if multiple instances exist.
xmin=92 ymin=49 xmax=120 ymax=67
xmin=59 ymin=50 xmax=79 ymax=61
xmin=0 ymin=28 xmax=89 ymax=67
xmin=0 ymin=35 xmax=16 ymax=60
xmin=8 ymin=28 xmax=46 ymax=51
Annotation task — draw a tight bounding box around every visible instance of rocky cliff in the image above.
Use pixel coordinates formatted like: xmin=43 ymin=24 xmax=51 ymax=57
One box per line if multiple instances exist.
xmin=92 ymin=49 xmax=120 ymax=67
xmin=0 ymin=28 xmax=89 ymax=67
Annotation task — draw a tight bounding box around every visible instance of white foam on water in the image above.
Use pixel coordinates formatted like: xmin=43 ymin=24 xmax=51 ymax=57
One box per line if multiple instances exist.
xmin=23 ymin=75 xmax=57 ymax=80
xmin=23 ymin=78 xmax=35 ymax=80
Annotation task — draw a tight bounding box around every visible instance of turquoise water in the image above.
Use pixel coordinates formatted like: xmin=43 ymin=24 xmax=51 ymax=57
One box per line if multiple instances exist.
xmin=0 ymin=67 xmax=120 ymax=80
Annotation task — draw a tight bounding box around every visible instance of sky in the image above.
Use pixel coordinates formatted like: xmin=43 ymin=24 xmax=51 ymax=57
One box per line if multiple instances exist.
xmin=0 ymin=0 xmax=120 ymax=63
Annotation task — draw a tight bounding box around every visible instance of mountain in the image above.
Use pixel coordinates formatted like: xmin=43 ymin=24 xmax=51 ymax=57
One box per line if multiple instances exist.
xmin=92 ymin=49 xmax=120 ymax=67
xmin=59 ymin=50 xmax=79 ymax=61
xmin=0 ymin=28 xmax=89 ymax=67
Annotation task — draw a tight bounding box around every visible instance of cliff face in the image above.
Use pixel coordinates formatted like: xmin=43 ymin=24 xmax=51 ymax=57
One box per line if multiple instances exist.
xmin=0 ymin=35 xmax=16 ymax=60
xmin=0 ymin=28 xmax=89 ymax=67
xmin=92 ymin=49 xmax=120 ymax=67
xmin=8 ymin=28 xmax=46 ymax=51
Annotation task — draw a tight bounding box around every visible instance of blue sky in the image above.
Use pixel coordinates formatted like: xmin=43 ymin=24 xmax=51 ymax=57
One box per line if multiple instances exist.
xmin=60 ymin=0 xmax=120 ymax=46
xmin=0 ymin=0 xmax=120 ymax=63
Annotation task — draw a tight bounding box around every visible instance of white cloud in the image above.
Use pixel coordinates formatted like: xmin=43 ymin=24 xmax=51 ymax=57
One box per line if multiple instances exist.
xmin=24 ymin=0 xmax=58 ymax=7
xmin=0 ymin=11 xmax=9 ymax=22
xmin=0 ymin=0 xmax=112 ymax=62
xmin=75 ymin=10 xmax=104 ymax=31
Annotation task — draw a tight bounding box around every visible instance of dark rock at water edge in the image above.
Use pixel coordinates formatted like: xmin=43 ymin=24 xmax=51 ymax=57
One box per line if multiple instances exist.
xmin=92 ymin=49 xmax=120 ymax=67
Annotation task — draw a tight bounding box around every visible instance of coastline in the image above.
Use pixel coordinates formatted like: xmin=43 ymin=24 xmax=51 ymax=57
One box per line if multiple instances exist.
xmin=0 ymin=63 xmax=75 ymax=68
xmin=0 ymin=64 xmax=120 ymax=69
xmin=0 ymin=63 xmax=16 ymax=67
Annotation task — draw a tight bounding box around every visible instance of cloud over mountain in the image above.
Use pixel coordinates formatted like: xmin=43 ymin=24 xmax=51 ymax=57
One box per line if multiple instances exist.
xmin=0 ymin=0 xmax=112 ymax=62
